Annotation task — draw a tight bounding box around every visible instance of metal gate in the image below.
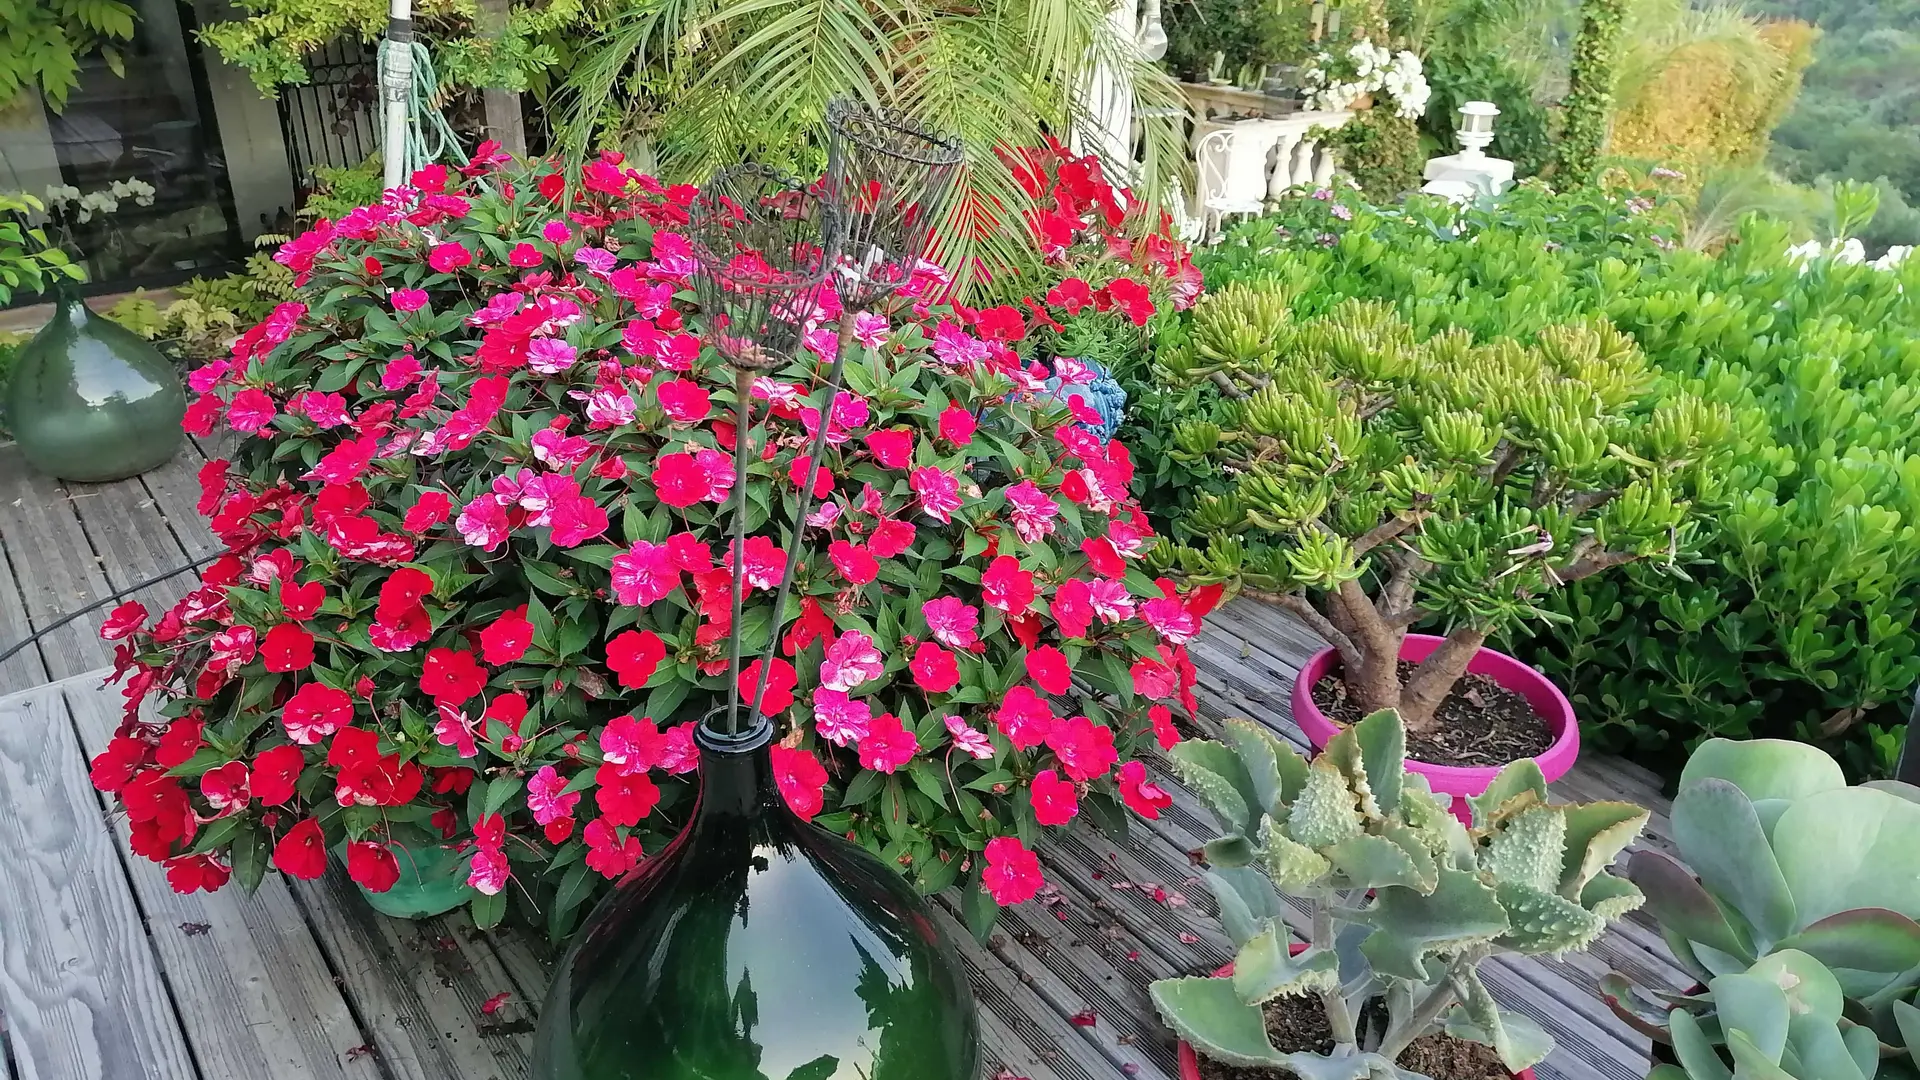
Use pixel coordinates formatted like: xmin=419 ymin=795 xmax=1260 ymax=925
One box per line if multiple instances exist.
xmin=273 ymin=38 xmax=381 ymax=205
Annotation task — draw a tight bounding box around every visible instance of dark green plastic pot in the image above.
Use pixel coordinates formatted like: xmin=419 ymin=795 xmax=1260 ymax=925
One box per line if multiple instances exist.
xmin=336 ymin=836 xmax=476 ymax=920
xmin=532 ymin=719 xmax=979 ymax=1080
xmin=5 ymin=292 xmax=186 ymax=481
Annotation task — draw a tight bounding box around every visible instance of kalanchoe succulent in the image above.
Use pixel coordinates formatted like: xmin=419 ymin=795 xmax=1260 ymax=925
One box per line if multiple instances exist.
xmin=87 ymin=150 xmax=1210 ymax=937
xmin=1151 ymin=709 xmax=1647 ymax=1076
xmin=1150 ymin=286 xmax=1732 ymax=732
xmin=1604 ymin=739 xmax=1920 ymax=1079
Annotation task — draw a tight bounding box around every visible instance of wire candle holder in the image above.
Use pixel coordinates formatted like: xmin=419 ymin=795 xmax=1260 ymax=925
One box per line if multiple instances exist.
xmin=687 ymin=165 xmax=837 ymax=738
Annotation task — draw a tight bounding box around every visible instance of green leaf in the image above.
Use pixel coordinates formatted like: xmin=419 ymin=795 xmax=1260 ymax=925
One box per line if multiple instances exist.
xmin=961 ymin=872 xmax=999 ymax=943
xmin=841 ymin=769 xmax=887 ymax=808
xmin=232 ymin=826 xmax=267 ymax=893
xmin=482 ymin=776 xmax=524 ymax=818
xmin=470 ymin=892 xmax=507 ymax=930
xmin=1147 ymin=976 xmax=1282 ymax=1067
xmin=1671 ymin=778 xmax=1798 ymax=947
xmin=1232 ymin=927 xmax=1337 ymax=1004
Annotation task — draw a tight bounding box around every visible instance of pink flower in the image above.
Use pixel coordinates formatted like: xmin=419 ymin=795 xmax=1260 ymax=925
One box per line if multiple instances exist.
xmin=820 ymin=630 xmax=884 ymax=692
xmin=612 ymin=540 xmax=679 ymax=606
xmin=542 ymin=220 xmax=573 ymax=244
xmin=527 ymin=765 xmax=580 ymax=826
xmin=1025 ymin=645 xmax=1072 ymax=695
xmin=1046 ymin=714 xmax=1117 ymax=782
xmin=469 ymin=847 xmax=511 ymax=895
xmin=938 ymin=404 xmax=977 ymax=446
xmin=982 ymin=836 xmax=1043 ymax=905
xmin=227 ymin=388 xmax=277 ymax=434
xmin=944 ymin=715 xmax=994 ymax=759
xmin=284 ymin=683 xmax=353 ymax=745
xmin=531 ymin=426 xmax=593 ymax=468
xmin=294 ymin=390 xmax=350 ymax=428
xmin=391 ymin=288 xmax=429 ymax=313
xmin=586 ymin=387 xmax=637 ymax=428
xmin=813 ymin=688 xmax=873 ymax=747
xmin=655 ymin=379 xmax=711 ymax=423
xmin=932 ymin=321 xmax=990 ymax=367
xmin=1005 ymin=480 xmax=1060 ymax=543
xmin=994 ymin=686 xmax=1057 ymax=749
xmin=434 ymin=706 xmax=478 ymax=758
xmin=865 ymin=428 xmax=914 ymax=469
xmin=1029 ymin=769 xmax=1078 ymax=825
xmin=909 ymin=641 xmax=960 ymax=694
xmin=771 ymin=745 xmax=829 ymax=821
xmin=584 ymin=819 xmax=644 ymax=878
xmin=601 ymin=714 xmax=669 ymax=775
xmin=981 ymin=556 xmax=1036 ymax=614
xmin=1050 ymin=577 xmax=1093 ymax=638
xmin=1132 ymin=657 xmax=1178 ymax=699
xmin=1088 ymin=579 xmax=1136 ymax=623
xmin=732 ymin=534 xmax=785 ymax=590
xmin=200 ymin=761 xmax=250 ymax=814
xmin=528 ymin=338 xmax=577 ymax=375
xmin=1118 ymin=761 xmax=1172 ymax=819
xmin=456 ymin=494 xmax=511 ymax=551
xmin=428 ymin=242 xmax=472 ymax=273
xmin=853 ymin=312 xmax=890 ymax=348
xmin=509 ymin=242 xmax=543 ymax=268
xmin=858 ymin=713 xmax=919 ymax=773
xmin=911 ymin=467 xmax=962 ymax=523
xmin=921 ymin=596 xmax=980 ymax=649
xmin=1142 ymin=595 xmax=1198 ymax=645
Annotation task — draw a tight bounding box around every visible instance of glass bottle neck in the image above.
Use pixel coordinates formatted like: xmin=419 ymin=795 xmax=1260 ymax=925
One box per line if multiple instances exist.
xmin=692 ymin=719 xmax=779 ymax=821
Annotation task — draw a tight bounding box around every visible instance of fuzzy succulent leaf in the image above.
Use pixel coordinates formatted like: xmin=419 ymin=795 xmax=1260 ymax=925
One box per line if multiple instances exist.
xmin=1210 ymin=866 xmax=1290 ymax=947
xmin=1361 ymin=868 xmax=1510 ymax=980
xmin=1327 ymin=833 xmax=1436 ymax=892
xmin=1579 ymin=872 xmax=1646 ymax=922
xmin=1350 ymin=708 xmax=1405 ymax=818
xmin=1172 ymin=740 xmax=1255 ymax=834
xmin=1495 ymin=881 xmax=1610 ymax=954
xmin=1234 ymin=925 xmax=1340 ymax=1003
xmin=1320 ymin=722 xmax=1381 ymax=821
xmin=1672 ymin=778 xmax=1798 ymax=947
xmin=1224 ymin=718 xmax=1296 ymax=818
xmin=1289 ymin=759 xmax=1362 ymax=849
xmin=1149 ymin=976 xmax=1286 ymax=1067
xmin=1445 ymin=968 xmax=1556 ymax=1072
xmin=1204 ymin=833 xmax=1259 ymax=869
xmin=1274 ymin=1051 xmax=1400 ymax=1080
xmin=1486 ymin=806 xmax=1570 ymax=893
xmin=1557 ymin=801 xmax=1650 ymax=897
xmin=1468 ymin=759 xmax=1549 ymax=830
xmin=1261 ymin=817 xmax=1333 ymax=891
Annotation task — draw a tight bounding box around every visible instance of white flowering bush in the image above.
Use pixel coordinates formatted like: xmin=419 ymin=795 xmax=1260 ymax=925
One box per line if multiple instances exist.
xmin=1784 ymin=237 xmax=1913 ymax=273
xmin=41 ymin=178 xmax=157 ymax=223
xmin=1303 ymin=42 xmax=1430 ymax=119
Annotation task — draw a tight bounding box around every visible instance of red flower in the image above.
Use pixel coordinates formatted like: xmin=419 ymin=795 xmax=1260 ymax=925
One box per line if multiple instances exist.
xmin=771 ymin=744 xmax=829 ymax=822
xmin=973 ymin=305 xmax=1026 ymax=342
xmin=1103 ymin=277 xmax=1155 ymax=326
xmin=995 ymin=686 xmax=1057 ymax=749
xmin=788 ymin=455 xmax=834 ymax=498
xmin=89 ymin=736 xmax=146 ymax=793
xmin=828 ymin=540 xmax=879 ymax=585
xmin=283 ymin=682 xmax=353 ymax=744
xmin=428 ymin=241 xmax=472 ymax=273
xmin=420 ymin=648 xmax=488 ymax=708
xmin=1029 ymin=768 xmax=1079 ymax=826
xmin=1149 ymin=703 xmax=1180 ymax=749
xmin=595 ymin=765 xmax=661 ymax=826
xmin=1045 ymin=277 xmax=1094 ymax=314
xmin=1025 ymin=645 xmax=1071 ymax=695
xmin=509 ymin=242 xmax=543 ymax=267
xmin=280 ymin=579 xmax=325 ymax=620
xmin=655 ymin=379 xmax=711 ymax=423
xmin=909 ymin=641 xmax=960 ymax=694
xmin=981 ymin=556 xmax=1036 ymax=614
xmin=938 ymin=404 xmax=976 ymax=446
xmin=347 ymin=840 xmax=401 ymax=892
xmin=1046 ymin=714 xmax=1118 ymax=782
xmin=868 ymin=518 xmax=915 ymax=558
xmin=273 ymin=818 xmax=328 ymax=880
xmin=1131 ymin=657 xmax=1178 ymax=699
xmin=651 ymin=453 xmax=710 ymax=508
xmin=182 ymin=394 xmax=221 ymax=437
xmin=479 ymin=606 xmax=535 ymax=665
xmin=1118 ymin=761 xmax=1172 ymax=819
xmin=858 ymin=713 xmax=920 ymax=773
xmin=261 ymin=622 xmax=316 ymax=672
xmin=982 ymin=836 xmax=1043 ymax=906
xmin=227 ymin=388 xmax=278 ymax=434
xmin=200 ymin=761 xmax=250 ymax=813
xmin=252 ymin=744 xmax=305 ymax=805
xmin=584 ymin=818 xmax=645 ymax=878
xmin=1081 ymin=537 xmax=1125 ymax=579
xmin=99 ymin=600 xmax=147 ymax=640
xmin=738 ymin=658 xmax=798 ymax=716
xmin=403 ymin=490 xmax=453 ymax=533
xmin=165 ymin=853 xmax=231 ymax=894
xmin=1050 ymin=577 xmax=1094 ymax=638
xmin=865 ymin=428 xmax=914 ymax=469
xmin=606 ymin=629 xmax=667 ymax=689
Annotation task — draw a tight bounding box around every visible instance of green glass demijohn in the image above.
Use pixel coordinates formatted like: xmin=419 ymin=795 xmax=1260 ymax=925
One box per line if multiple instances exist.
xmin=6 ymin=290 xmax=186 ymax=482
xmin=531 ymin=716 xmax=979 ymax=1080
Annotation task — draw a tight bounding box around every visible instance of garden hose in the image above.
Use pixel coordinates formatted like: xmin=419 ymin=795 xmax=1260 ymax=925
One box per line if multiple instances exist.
xmin=0 ymin=552 xmax=221 ymax=669
xmin=377 ymin=35 xmax=469 ymax=182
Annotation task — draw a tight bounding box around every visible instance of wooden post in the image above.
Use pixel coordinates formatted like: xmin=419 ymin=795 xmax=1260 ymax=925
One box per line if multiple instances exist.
xmin=477 ymin=0 xmax=527 ymax=158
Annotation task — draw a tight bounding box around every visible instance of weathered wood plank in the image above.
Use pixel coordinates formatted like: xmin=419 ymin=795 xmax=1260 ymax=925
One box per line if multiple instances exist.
xmin=61 ymin=476 xmax=198 ymax=639
xmin=63 ymin=684 xmax=378 ymax=1080
xmin=134 ymin=445 xmax=222 ymax=562
xmin=286 ymin=872 xmax=533 ymax=1080
xmin=0 ymin=529 xmax=50 ymax=694
xmin=0 ymin=685 xmax=198 ymax=1080
xmin=0 ymin=451 xmax=113 ymax=682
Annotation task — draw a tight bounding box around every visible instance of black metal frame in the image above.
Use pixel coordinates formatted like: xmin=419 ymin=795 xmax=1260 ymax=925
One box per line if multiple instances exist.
xmin=273 ymin=37 xmax=382 ymax=206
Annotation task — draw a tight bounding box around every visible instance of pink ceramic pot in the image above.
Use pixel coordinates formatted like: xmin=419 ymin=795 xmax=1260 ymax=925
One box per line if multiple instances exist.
xmin=1175 ymin=950 xmax=1538 ymax=1080
xmin=1289 ymin=633 xmax=1579 ymax=823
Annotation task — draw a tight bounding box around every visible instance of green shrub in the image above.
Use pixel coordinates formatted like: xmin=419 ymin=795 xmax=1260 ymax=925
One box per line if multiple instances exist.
xmin=1131 ymin=181 xmax=1920 ymax=773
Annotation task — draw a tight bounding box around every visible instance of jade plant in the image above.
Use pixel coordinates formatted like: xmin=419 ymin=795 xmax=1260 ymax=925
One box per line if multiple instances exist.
xmin=1150 ymin=285 xmax=1731 ymax=732
xmin=1603 ymin=738 xmax=1920 ymax=1079
xmin=1150 ymin=709 xmax=1649 ymax=1075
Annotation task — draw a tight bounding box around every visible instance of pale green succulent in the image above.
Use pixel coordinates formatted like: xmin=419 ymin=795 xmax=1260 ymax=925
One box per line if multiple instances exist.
xmin=1604 ymin=738 xmax=1920 ymax=1080
xmin=1149 ymin=710 xmax=1648 ymax=1079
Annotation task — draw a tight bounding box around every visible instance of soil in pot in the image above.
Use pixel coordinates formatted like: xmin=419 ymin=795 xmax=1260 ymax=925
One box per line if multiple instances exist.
xmin=1312 ymin=660 xmax=1553 ymax=770
xmin=1196 ymin=994 xmax=1509 ymax=1080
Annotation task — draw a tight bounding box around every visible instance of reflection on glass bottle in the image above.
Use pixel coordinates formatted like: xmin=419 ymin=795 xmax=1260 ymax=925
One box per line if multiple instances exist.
xmin=533 ymin=720 xmax=978 ymax=1080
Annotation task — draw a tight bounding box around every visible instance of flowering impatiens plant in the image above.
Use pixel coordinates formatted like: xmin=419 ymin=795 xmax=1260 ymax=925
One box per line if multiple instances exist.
xmin=89 ymin=145 xmax=1212 ymax=937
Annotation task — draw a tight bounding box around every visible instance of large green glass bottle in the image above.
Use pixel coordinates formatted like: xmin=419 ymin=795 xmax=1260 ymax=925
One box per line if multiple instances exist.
xmin=532 ymin=719 xmax=979 ymax=1080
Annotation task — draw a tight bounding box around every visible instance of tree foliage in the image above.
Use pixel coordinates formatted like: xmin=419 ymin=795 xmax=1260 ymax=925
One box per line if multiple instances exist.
xmin=0 ymin=0 xmax=138 ymax=111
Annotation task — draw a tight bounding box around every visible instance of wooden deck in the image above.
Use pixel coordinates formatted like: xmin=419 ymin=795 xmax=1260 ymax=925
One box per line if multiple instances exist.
xmin=0 ymin=446 xmax=1685 ymax=1080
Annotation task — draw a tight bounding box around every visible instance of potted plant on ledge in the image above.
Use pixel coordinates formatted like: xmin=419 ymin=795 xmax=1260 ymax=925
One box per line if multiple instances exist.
xmin=1153 ymin=287 xmax=1731 ymax=814
xmin=1152 ymin=709 xmax=1648 ymax=1080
